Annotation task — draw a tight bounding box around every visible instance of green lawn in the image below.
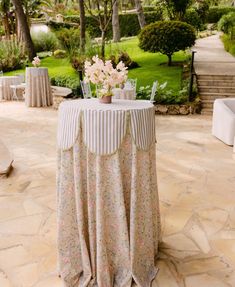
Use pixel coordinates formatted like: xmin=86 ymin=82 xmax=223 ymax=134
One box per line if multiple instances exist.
xmin=6 ymin=37 xmax=188 ymax=92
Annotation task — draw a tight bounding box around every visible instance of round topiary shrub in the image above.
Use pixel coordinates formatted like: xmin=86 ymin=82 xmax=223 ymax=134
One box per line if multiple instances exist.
xmin=139 ymin=20 xmax=196 ymax=66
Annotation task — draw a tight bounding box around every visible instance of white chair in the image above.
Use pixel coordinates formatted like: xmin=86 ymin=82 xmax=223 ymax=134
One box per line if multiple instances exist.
xmin=10 ymin=75 xmax=25 ymax=101
xmin=124 ymin=78 xmax=137 ymax=94
xmin=80 ymin=80 xmax=92 ymax=99
xmin=212 ymin=98 xmax=235 ymax=147
xmin=150 ymin=81 xmax=158 ymax=103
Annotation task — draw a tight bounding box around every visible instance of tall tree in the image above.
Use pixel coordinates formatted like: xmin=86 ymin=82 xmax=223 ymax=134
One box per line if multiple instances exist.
xmin=0 ymin=0 xmax=11 ymax=38
xmin=135 ymin=0 xmax=146 ymax=28
xmin=78 ymin=0 xmax=86 ymax=53
xmin=112 ymin=0 xmax=120 ymax=42
xmin=85 ymin=0 xmax=117 ymax=58
xmin=11 ymin=0 xmax=36 ymax=60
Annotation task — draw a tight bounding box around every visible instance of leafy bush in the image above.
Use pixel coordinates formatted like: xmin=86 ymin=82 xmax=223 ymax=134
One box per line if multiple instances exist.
xmin=0 ymin=40 xmax=26 ymax=72
xmin=184 ymin=8 xmax=203 ymax=31
xmin=64 ymin=11 xmax=163 ymax=38
xmin=139 ymin=21 xmax=196 ymax=66
xmin=51 ymin=75 xmax=81 ymax=97
xmin=206 ymin=6 xmax=235 ymax=23
xmin=55 ymin=28 xmax=80 ymax=52
xmin=218 ymin=12 xmax=235 ymax=36
xmin=54 ymin=49 xmax=67 ymax=58
xmin=222 ymin=34 xmax=235 ymax=56
xmin=136 ymin=81 xmax=188 ymax=104
xmin=31 ymin=31 xmax=59 ymax=52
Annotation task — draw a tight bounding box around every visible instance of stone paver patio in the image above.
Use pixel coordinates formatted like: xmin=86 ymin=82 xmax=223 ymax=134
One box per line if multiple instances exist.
xmin=0 ymin=102 xmax=235 ymax=286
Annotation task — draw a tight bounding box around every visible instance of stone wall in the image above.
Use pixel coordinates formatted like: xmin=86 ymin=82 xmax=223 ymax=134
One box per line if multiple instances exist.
xmin=155 ymin=102 xmax=201 ymax=115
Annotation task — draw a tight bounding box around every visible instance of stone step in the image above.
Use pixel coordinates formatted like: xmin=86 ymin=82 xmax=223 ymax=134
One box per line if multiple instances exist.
xmin=201 ymin=108 xmax=213 ymax=115
xmin=199 ymin=92 xmax=235 ymax=98
xmin=198 ymin=86 xmax=235 ymax=93
xmin=200 ymin=94 xmax=230 ymax=101
xmin=201 ymin=100 xmax=214 ymax=109
xmin=197 ymin=80 xmax=235 ymax=87
xmin=197 ymin=75 xmax=235 ymax=81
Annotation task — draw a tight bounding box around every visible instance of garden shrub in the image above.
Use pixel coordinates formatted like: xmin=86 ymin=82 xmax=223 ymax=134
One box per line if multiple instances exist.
xmin=139 ymin=21 xmax=196 ymax=66
xmin=184 ymin=8 xmax=203 ymax=31
xmin=31 ymin=31 xmax=59 ymax=52
xmin=0 ymin=40 xmax=26 ymax=72
xmin=117 ymin=52 xmax=139 ymax=69
xmin=206 ymin=6 xmax=235 ymax=23
xmin=55 ymin=28 xmax=80 ymax=52
xmin=51 ymin=75 xmax=80 ymax=96
xmin=54 ymin=49 xmax=67 ymax=58
xmin=109 ymin=51 xmax=139 ymax=69
xmin=218 ymin=12 xmax=235 ymax=36
xmin=48 ymin=20 xmax=77 ymax=30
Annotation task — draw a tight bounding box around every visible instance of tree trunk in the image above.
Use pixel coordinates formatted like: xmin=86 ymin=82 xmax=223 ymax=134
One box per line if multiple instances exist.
xmin=101 ymin=30 xmax=106 ymax=58
xmin=134 ymin=0 xmax=146 ymax=29
xmin=78 ymin=0 xmax=86 ymax=53
xmin=2 ymin=15 xmax=11 ymax=39
xmin=168 ymin=54 xmax=172 ymax=66
xmin=11 ymin=0 xmax=36 ymax=61
xmin=112 ymin=0 xmax=120 ymax=42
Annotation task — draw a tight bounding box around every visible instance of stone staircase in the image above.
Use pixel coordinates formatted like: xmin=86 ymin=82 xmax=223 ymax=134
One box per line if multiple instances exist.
xmin=197 ymin=75 xmax=235 ymax=115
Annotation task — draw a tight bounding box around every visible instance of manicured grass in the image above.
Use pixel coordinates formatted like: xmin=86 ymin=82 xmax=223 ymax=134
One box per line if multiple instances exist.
xmin=6 ymin=57 xmax=78 ymax=79
xmin=107 ymin=37 xmax=188 ymax=91
xmin=6 ymin=37 xmax=188 ymax=92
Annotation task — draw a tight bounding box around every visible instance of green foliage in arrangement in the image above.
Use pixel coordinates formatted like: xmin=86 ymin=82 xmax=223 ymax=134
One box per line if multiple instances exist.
xmin=139 ymin=21 xmax=196 ymax=66
xmin=0 ymin=40 xmax=26 ymax=72
xmin=206 ymin=6 xmax=235 ymax=23
xmin=31 ymin=31 xmax=59 ymax=52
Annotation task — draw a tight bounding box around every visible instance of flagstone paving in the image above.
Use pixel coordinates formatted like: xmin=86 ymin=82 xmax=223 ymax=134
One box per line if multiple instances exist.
xmin=0 ymin=102 xmax=235 ymax=286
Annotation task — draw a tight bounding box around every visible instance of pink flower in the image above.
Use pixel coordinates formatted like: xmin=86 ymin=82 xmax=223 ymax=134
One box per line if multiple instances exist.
xmin=84 ymin=55 xmax=128 ymax=97
xmin=32 ymin=56 xmax=41 ymax=67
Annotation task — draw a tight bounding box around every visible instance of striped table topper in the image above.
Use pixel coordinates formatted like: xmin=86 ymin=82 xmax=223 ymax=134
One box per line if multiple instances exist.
xmin=57 ymin=99 xmax=155 ymax=155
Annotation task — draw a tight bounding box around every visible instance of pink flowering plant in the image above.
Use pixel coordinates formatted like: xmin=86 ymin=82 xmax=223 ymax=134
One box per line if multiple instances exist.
xmin=84 ymin=55 xmax=128 ymax=97
xmin=32 ymin=56 xmax=41 ymax=67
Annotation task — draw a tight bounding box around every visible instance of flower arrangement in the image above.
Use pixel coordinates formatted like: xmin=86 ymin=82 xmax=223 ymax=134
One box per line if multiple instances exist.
xmin=84 ymin=55 xmax=128 ymax=98
xmin=32 ymin=56 xmax=41 ymax=67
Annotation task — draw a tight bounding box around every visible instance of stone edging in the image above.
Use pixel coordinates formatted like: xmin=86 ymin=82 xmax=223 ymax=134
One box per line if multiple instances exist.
xmin=154 ymin=102 xmax=201 ymax=115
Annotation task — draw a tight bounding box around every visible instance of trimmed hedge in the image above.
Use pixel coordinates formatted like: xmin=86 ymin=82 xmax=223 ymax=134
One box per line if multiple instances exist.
xmin=206 ymin=6 xmax=235 ymax=23
xmin=63 ymin=11 xmax=163 ymax=38
xmin=184 ymin=8 xmax=203 ymax=31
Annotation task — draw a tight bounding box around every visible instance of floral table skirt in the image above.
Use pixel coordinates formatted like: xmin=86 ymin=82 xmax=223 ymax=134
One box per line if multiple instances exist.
xmin=57 ymin=132 xmax=161 ymax=287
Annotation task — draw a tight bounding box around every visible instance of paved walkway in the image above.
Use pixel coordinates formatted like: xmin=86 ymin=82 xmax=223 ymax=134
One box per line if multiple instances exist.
xmin=194 ymin=33 xmax=235 ymax=75
xmin=1 ymin=102 xmax=235 ymax=286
